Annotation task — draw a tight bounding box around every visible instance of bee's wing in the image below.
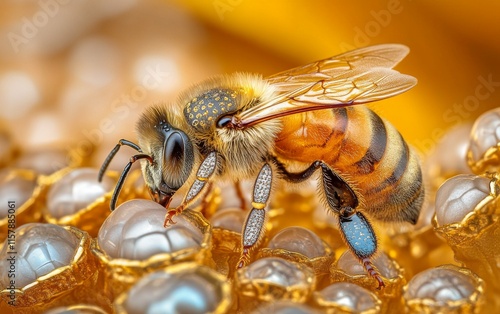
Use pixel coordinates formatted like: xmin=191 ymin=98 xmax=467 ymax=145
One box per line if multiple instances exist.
xmin=235 ymin=44 xmax=416 ymax=128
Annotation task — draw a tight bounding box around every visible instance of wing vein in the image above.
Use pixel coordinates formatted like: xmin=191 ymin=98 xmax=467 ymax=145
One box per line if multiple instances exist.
xmin=236 ymin=44 xmax=416 ymax=128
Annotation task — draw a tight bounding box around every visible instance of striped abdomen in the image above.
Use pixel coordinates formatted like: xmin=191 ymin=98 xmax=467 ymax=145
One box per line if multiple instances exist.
xmin=274 ymin=106 xmax=424 ymax=224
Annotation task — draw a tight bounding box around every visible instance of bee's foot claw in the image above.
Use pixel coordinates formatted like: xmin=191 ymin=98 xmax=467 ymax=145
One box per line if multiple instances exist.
xmin=163 ymin=209 xmax=181 ymax=227
xmin=362 ymin=257 xmax=386 ymax=289
xmin=236 ymin=247 xmax=251 ymax=270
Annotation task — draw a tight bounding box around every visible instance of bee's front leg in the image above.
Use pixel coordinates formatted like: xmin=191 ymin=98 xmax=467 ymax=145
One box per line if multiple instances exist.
xmin=237 ymin=163 xmax=273 ymax=269
xmin=164 ymin=152 xmax=218 ymax=227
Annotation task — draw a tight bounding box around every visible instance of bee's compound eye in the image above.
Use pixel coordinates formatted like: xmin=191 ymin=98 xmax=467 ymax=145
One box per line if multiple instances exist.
xmin=165 ymin=132 xmax=184 ymax=163
xmin=162 ymin=130 xmax=194 ymax=190
xmin=217 ymin=116 xmax=232 ymax=128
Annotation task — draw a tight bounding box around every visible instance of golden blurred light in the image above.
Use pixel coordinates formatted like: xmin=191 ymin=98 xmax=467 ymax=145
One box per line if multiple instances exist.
xmin=0 ymin=71 xmax=39 ymax=120
xmin=68 ymin=37 xmax=121 ymax=87
xmin=133 ymin=55 xmax=181 ymax=93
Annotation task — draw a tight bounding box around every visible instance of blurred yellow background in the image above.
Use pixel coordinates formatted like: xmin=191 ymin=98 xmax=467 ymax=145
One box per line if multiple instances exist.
xmin=0 ymin=0 xmax=499 ymax=168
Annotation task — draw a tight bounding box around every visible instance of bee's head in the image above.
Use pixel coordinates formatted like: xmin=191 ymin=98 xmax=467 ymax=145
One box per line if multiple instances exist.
xmin=98 ymin=105 xmax=196 ymax=211
xmin=136 ymin=106 xmax=196 ymax=208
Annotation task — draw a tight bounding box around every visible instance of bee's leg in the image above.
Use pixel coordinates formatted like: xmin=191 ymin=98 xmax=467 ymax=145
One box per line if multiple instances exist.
xmin=338 ymin=207 xmax=385 ymax=289
xmin=98 ymin=139 xmax=142 ymax=183
xmin=199 ymin=181 xmax=214 ymax=216
xmin=274 ymin=158 xmax=384 ymax=289
xmin=234 ymin=180 xmax=248 ymax=211
xmin=320 ymin=165 xmax=385 ymax=289
xmin=237 ymin=163 xmax=273 ymax=269
xmin=164 ymin=152 xmax=218 ymax=227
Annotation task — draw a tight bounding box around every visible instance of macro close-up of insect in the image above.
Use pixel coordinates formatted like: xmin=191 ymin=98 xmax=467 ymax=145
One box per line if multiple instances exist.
xmin=98 ymin=44 xmax=423 ymax=289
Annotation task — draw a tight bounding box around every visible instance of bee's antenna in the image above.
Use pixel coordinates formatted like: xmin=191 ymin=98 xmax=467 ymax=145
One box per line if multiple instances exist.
xmin=98 ymin=139 xmax=143 ymax=182
xmin=110 ymin=154 xmax=154 ymax=211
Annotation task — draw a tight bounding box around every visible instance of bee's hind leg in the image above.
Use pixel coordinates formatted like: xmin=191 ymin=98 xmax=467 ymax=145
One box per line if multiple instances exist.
xmin=320 ymin=165 xmax=385 ymax=289
xmin=237 ymin=163 xmax=273 ymax=269
xmin=338 ymin=206 xmax=385 ymax=289
xmin=274 ymin=158 xmax=385 ymax=289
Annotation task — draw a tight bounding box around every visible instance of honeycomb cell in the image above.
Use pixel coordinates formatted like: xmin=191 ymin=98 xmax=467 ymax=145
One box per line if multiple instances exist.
xmin=424 ymin=123 xmax=473 ymax=180
xmin=98 ymin=199 xmax=203 ymax=260
xmin=46 ymin=168 xmax=115 ymax=218
xmin=243 ymin=257 xmax=309 ymax=287
xmin=0 ymin=223 xmax=79 ymax=289
xmin=337 ymin=250 xmax=399 ymax=279
xmin=468 ymin=108 xmax=500 ymax=168
xmin=267 ymin=226 xmax=325 ymax=258
xmin=252 ymin=300 xmax=320 ymax=313
xmin=435 ymin=174 xmax=491 ymax=226
xmin=117 ymin=264 xmax=230 ymax=314
xmin=316 ymin=282 xmax=380 ymax=312
xmin=0 ymin=169 xmax=37 ymax=219
xmin=404 ymin=267 xmax=476 ymax=303
xmin=210 ymin=207 xmax=246 ymax=232
xmin=15 ymin=148 xmax=71 ymax=175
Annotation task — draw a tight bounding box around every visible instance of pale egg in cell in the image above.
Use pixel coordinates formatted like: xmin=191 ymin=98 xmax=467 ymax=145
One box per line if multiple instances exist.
xmin=241 ymin=257 xmax=311 ymax=288
xmin=316 ymin=282 xmax=380 ymax=312
xmin=0 ymin=223 xmax=79 ymax=289
xmin=46 ymin=168 xmax=116 ymax=219
xmin=404 ymin=267 xmax=477 ymax=303
xmin=336 ymin=250 xmax=399 ymax=279
xmin=119 ymin=265 xmax=228 ymax=314
xmin=210 ymin=207 xmax=247 ymax=233
xmin=423 ymin=123 xmax=473 ymax=180
xmin=267 ymin=226 xmax=326 ymax=259
xmin=0 ymin=169 xmax=37 ymax=219
xmin=468 ymin=108 xmax=500 ymax=166
xmin=15 ymin=148 xmax=72 ymax=175
xmin=97 ymin=199 xmax=204 ymax=260
xmin=434 ymin=174 xmax=491 ymax=227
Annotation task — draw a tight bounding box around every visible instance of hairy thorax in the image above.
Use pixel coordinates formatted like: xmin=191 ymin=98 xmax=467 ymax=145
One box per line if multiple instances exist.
xmin=212 ymin=118 xmax=282 ymax=180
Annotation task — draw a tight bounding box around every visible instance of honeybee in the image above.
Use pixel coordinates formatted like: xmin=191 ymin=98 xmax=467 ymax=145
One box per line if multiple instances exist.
xmin=99 ymin=44 xmax=423 ymax=289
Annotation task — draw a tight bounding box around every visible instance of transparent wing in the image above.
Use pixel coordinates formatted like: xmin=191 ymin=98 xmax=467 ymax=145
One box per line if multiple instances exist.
xmin=234 ymin=44 xmax=416 ymax=128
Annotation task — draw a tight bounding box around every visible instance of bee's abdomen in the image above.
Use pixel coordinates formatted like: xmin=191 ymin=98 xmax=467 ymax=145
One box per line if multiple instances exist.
xmin=343 ymin=108 xmax=424 ymax=224
xmin=275 ymin=107 xmax=424 ymax=224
